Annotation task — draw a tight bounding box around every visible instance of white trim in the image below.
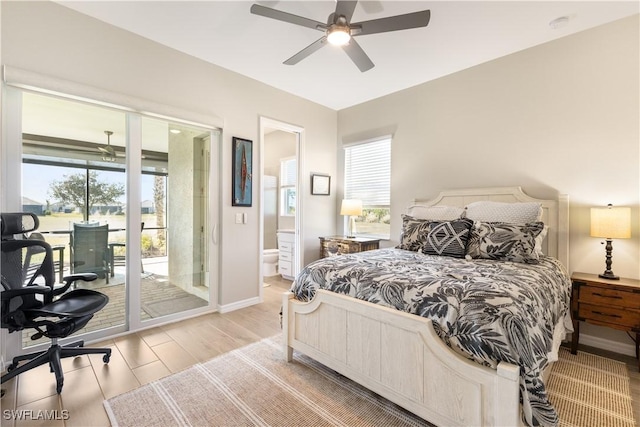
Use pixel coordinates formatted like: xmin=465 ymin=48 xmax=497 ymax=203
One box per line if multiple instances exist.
xmin=578 ymin=333 xmax=638 ymax=357
xmin=218 ymin=296 xmax=261 ymax=314
xmin=3 ymin=66 xmax=224 ymax=129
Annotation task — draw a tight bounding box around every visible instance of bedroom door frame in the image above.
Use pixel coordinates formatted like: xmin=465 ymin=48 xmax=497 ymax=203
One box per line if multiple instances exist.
xmin=258 ymin=116 xmax=304 ymax=298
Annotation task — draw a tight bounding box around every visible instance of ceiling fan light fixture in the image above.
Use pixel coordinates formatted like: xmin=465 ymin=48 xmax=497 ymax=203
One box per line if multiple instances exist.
xmin=327 ymin=26 xmax=351 ymax=46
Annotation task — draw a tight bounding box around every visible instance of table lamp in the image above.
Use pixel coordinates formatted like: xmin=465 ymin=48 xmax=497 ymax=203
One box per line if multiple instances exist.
xmin=590 ymin=204 xmax=631 ymax=280
xmin=341 ymin=199 xmax=362 ymax=238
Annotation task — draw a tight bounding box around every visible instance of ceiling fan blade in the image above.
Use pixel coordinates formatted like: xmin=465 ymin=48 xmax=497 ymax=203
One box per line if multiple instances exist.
xmin=98 ymin=146 xmax=114 ymax=155
xmin=284 ymin=37 xmax=327 ymax=65
xmin=250 ymin=4 xmax=325 ymax=31
xmin=354 ymin=10 xmax=430 ymax=36
xmin=342 ymin=39 xmax=374 ymax=72
xmin=334 ymin=1 xmax=358 ymax=22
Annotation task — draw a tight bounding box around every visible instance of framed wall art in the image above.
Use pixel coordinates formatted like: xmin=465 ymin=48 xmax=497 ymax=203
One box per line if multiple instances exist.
xmin=311 ymin=173 xmax=330 ymax=196
xmin=232 ymin=137 xmax=253 ymax=206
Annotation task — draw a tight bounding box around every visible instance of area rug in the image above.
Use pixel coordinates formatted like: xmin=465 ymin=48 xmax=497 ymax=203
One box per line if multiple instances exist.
xmin=104 ymin=337 xmax=636 ymax=427
xmin=547 ymin=347 xmax=636 ymax=427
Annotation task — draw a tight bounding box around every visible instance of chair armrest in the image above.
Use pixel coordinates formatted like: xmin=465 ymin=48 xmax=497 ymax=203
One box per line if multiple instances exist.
xmin=1 ymin=286 xmax=51 ymax=300
xmin=53 ymin=273 xmax=98 ymax=296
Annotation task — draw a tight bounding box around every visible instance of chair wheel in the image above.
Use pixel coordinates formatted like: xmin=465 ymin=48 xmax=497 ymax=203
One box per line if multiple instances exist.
xmin=103 ymin=354 xmax=110 ymax=363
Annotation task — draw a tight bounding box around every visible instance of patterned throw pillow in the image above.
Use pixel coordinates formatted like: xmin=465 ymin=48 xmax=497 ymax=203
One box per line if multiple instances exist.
xmin=466 ymin=221 xmax=545 ymax=264
xmin=422 ymin=218 xmax=473 ymax=258
xmin=397 ymin=215 xmax=432 ymax=252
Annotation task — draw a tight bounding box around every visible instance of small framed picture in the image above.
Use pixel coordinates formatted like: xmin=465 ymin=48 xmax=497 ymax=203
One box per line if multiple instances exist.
xmin=311 ymin=174 xmax=330 ymax=196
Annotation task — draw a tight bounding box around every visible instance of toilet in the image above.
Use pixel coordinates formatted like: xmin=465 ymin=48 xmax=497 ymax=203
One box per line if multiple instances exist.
xmin=263 ymin=248 xmax=279 ymax=277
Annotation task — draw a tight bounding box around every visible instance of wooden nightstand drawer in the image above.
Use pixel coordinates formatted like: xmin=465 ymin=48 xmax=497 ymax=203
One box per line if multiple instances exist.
xmin=318 ymin=236 xmax=381 ymax=259
xmin=579 ymin=303 xmax=640 ymax=329
xmin=579 ymin=285 xmax=640 ymax=308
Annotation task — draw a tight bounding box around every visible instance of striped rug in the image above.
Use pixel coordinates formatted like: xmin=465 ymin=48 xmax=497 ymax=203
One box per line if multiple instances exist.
xmin=104 ymin=337 xmax=635 ymax=427
xmin=548 ymin=347 xmax=636 ymax=427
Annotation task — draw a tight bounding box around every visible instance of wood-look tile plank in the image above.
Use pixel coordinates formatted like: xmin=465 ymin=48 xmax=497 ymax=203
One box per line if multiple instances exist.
xmin=14 ymin=395 xmax=63 ymax=427
xmin=86 ymin=344 xmax=140 ymax=399
xmin=137 ymin=327 xmax=173 ymax=347
xmin=113 ymin=334 xmax=158 ymax=369
xmin=58 ymin=366 xmax=109 ymax=427
xmin=150 ymin=340 xmax=197 ymax=374
xmin=15 ymin=364 xmax=58 ymax=408
xmin=131 ymin=360 xmax=171 ymax=385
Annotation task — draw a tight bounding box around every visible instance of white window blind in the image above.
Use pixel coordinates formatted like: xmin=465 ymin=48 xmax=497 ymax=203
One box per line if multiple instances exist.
xmin=281 ymin=157 xmax=297 ymax=187
xmin=344 ymin=138 xmax=390 ymax=207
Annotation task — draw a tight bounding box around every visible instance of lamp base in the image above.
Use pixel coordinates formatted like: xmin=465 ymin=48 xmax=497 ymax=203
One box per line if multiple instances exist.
xmin=599 ymin=271 xmax=620 ymax=280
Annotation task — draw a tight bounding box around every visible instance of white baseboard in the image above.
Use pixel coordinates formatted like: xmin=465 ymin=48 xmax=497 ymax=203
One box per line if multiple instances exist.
xmin=218 ymin=296 xmax=262 ymax=313
xmin=578 ymin=332 xmax=637 ymax=357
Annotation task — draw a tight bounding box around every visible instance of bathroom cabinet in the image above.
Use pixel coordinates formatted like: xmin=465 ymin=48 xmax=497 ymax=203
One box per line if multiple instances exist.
xmin=277 ymin=231 xmax=295 ymax=280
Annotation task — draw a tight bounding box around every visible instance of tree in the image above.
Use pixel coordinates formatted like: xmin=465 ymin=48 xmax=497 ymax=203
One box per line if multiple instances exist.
xmin=49 ymin=171 xmax=125 ymax=219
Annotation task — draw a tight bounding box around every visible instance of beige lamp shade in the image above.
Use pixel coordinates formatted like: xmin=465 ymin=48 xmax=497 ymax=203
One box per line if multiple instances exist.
xmin=590 ymin=206 xmax=631 ymax=239
xmin=340 ymin=199 xmax=363 ymax=216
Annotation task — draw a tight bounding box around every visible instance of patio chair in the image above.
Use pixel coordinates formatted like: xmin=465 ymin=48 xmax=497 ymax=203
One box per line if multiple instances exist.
xmin=1 ymin=212 xmax=111 ymax=394
xmin=24 ymin=232 xmax=66 ymax=284
xmin=71 ymin=222 xmax=110 ymax=284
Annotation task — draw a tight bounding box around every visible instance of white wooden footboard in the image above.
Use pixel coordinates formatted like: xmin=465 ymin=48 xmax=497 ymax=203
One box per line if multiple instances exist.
xmin=283 ymin=290 xmax=522 ymax=427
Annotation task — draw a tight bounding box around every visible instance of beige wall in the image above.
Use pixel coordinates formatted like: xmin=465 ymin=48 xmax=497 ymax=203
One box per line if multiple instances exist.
xmin=0 ymin=1 xmax=338 ymax=307
xmin=338 ymin=16 xmax=639 ymax=351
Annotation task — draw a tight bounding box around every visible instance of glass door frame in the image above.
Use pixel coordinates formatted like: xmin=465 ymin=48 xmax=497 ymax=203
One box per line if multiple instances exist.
xmin=1 ymin=84 xmax=220 ymax=359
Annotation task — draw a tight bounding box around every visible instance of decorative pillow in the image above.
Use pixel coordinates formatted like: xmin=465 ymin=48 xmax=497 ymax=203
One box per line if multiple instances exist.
xmin=407 ymin=205 xmax=464 ymax=221
xmin=397 ymin=215 xmax=432 ymax=252
xmin=463 ymin=201 xmax=542 ymax=223
xmin=466 ymin=221 xmax=545 ymax=264
xmin=422 ymin=218 xmax=473 ymax=258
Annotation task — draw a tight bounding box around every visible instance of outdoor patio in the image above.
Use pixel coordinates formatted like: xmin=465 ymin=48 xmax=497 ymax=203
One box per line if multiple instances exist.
xmin=22 ymin=257 xmax=209 ymax=348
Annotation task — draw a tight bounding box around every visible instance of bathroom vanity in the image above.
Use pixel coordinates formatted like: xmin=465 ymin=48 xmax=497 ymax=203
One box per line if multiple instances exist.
xmin=277 ymin=230 xmax=295 ymax=280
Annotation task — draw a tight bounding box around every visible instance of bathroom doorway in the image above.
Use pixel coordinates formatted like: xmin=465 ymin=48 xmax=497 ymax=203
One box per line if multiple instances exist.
xmin=259 ymin=117 xmax=303 ymax=297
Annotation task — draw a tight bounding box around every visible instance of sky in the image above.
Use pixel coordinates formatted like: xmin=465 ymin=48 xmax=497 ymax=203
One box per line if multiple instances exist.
xmin=23 ymin=163 xmax=156 ymax=205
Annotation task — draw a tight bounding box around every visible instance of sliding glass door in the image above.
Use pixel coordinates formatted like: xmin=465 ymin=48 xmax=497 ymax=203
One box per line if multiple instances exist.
xmin=138 ymin=117 xmax=211 ymax=321
xmin=8 ymin=88 xmax=219 ymax=354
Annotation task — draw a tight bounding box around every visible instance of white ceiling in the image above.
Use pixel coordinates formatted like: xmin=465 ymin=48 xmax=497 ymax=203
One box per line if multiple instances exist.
xmin=57 ymin=1 xmax=638 ymax=110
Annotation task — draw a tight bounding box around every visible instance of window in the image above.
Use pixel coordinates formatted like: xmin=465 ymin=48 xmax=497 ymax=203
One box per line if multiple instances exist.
xmin=280 ymin=157 xmax=296 ymax=216
xmin=344 ymin=138 xmax=391 ymax=238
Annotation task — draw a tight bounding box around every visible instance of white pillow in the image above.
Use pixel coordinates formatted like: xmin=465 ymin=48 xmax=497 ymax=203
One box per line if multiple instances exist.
xmin=463 ymin=201 xmax=542 ymax=223
xmin=407 ymin=205 xmax=464 ymax=221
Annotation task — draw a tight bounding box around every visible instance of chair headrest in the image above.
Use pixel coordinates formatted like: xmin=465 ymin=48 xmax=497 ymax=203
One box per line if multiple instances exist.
xmin=1 ymin=212 xmax=39 ymax=238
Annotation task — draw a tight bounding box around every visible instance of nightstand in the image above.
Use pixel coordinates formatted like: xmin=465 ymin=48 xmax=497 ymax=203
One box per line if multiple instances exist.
xmin=319 ymin=236 xmax=380 ymax=258
xmin=570 ymin=272 xmax=639 ymax=370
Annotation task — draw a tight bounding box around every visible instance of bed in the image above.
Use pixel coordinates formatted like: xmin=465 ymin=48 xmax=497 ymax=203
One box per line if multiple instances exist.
xmin=282 ymin=187 xmax=570 ymax=427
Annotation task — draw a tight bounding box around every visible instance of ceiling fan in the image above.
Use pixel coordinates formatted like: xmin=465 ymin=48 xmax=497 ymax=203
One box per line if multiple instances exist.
xmin=250 ymin=1 xmax=431 ymax=72
xmin=97 ymin=130 xmax=118 ymax=162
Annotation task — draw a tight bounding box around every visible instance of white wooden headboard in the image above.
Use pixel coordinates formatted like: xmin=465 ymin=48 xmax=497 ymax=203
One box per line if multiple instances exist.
xmin=410 ymin=186 xmax=569 ymax=269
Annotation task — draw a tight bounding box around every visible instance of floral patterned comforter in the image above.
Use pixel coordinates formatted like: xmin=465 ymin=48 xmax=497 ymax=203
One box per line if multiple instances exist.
xmin=291 ymin=248 xmax=572 ymax=427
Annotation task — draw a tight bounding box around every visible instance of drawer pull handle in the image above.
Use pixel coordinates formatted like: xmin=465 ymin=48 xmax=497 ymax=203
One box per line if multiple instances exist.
xmin=591 ymin=311 xmax=622 ymax=318
xmin=592 ymin=292 xmax=622 ymax=299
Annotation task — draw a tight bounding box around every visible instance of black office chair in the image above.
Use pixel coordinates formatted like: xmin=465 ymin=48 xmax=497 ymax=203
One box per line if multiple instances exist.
xmin=1 ymin=212 xmax=111 ymax=394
